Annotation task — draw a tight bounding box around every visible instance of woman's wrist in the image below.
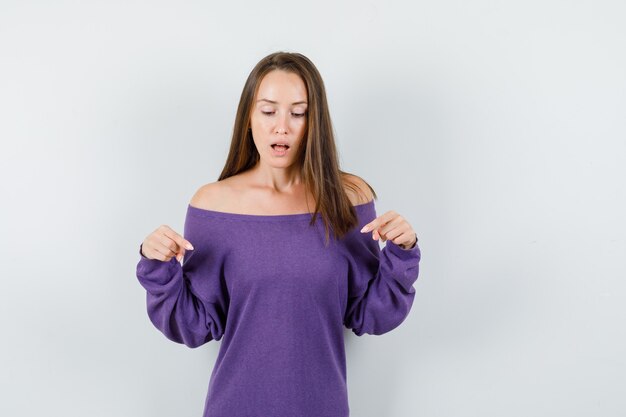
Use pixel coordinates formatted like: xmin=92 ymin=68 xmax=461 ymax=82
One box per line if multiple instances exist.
xmin=398 ymin=233 xmax=418 ymax=250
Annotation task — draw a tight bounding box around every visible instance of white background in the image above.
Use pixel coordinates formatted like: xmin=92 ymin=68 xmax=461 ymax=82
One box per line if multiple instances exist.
xmin=1 ymin=1 xmax=624 ymax=416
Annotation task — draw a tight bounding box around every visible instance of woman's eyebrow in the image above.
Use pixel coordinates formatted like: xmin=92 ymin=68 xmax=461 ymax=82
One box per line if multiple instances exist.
xmin=256 ymin=98 xmax=308 ymax=105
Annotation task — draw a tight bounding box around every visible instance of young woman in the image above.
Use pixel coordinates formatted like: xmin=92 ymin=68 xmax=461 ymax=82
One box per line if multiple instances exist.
xmin=136 ymin=51 xmax=421 ymax=417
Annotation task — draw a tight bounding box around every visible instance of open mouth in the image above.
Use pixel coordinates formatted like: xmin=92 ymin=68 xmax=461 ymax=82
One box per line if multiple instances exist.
xmin=271 ymin=144 xmax=290 ymax=150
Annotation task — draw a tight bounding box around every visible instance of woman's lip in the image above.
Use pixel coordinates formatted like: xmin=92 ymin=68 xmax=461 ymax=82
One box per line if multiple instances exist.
xmin=271 ymin=144 xmax=290 ymax=156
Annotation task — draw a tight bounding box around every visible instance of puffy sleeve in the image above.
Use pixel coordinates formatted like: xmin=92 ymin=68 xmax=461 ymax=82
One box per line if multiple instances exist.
xmin=135 ymin=209 xmax=229 ymax=348
xmin=342 ymin=201 xmax=421 ymax=336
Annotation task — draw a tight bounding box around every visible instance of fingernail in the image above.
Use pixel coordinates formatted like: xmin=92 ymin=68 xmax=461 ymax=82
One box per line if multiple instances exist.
xmin=360 ymin=226 xmax=369 ymax=233
xmin=185 ymin=243 xmax=194 ymax=250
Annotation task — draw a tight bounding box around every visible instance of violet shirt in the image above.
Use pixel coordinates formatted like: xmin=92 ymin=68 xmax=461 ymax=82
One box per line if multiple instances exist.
xmin=136 ymin=199 xmax=421 ymax=417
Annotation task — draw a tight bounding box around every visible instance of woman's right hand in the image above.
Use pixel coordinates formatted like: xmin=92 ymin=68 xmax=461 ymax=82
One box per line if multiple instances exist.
xmin=140 ymin=225 xmax=194 ymax=262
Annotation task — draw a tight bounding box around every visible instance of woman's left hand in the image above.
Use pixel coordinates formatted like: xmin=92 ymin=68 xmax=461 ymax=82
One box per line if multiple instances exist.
xmin=360 ymin=210 xmax=418 ymax=250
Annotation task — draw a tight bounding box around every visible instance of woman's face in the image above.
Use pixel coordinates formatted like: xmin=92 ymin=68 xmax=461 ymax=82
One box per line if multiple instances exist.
xmin=250 ymin=69 xmax=308 ymax=167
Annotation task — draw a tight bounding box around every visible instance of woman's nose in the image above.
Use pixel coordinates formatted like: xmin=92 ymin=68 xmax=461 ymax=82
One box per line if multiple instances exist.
xmin=275 ymin=113 xmax=288 ymax=134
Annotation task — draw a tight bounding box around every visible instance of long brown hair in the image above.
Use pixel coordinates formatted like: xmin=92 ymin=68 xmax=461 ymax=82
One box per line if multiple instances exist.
xmin=218 ymin=51 xmax=377 ymax=244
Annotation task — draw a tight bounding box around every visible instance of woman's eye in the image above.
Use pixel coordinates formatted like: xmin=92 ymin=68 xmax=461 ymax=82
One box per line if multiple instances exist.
xmin=261 ymin=110 xmax=305 ymax=117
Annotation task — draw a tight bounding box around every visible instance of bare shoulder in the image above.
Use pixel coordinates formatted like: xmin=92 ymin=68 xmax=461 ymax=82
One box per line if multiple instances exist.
xmin=189 ymin=179 xmax=231 ymax=210
xmin=341 ymin=172 xmax=375 ymax=206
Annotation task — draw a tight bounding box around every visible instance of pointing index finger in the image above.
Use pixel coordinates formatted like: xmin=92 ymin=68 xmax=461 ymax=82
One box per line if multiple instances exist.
xmin=163 ymin=228 xmax=194 ymax=251
xmin=360 ymin=211 xmax=394 ymax=233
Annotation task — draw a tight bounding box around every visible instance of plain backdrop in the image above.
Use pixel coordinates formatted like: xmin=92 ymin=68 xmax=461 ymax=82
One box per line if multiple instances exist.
xmin=1 ymin=1 xmax=624 ymax=416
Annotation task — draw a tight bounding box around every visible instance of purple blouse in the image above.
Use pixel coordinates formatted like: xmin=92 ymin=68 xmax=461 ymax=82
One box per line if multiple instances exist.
xmin=136 ymin=199 xmax=421 ymax=417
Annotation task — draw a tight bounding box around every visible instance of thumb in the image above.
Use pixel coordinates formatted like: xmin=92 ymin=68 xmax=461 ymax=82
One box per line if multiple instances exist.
xmin=177 ymin=239 xmax=195 ymax=262
xmin=167 ymin=233 xmax=194 ymax=263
